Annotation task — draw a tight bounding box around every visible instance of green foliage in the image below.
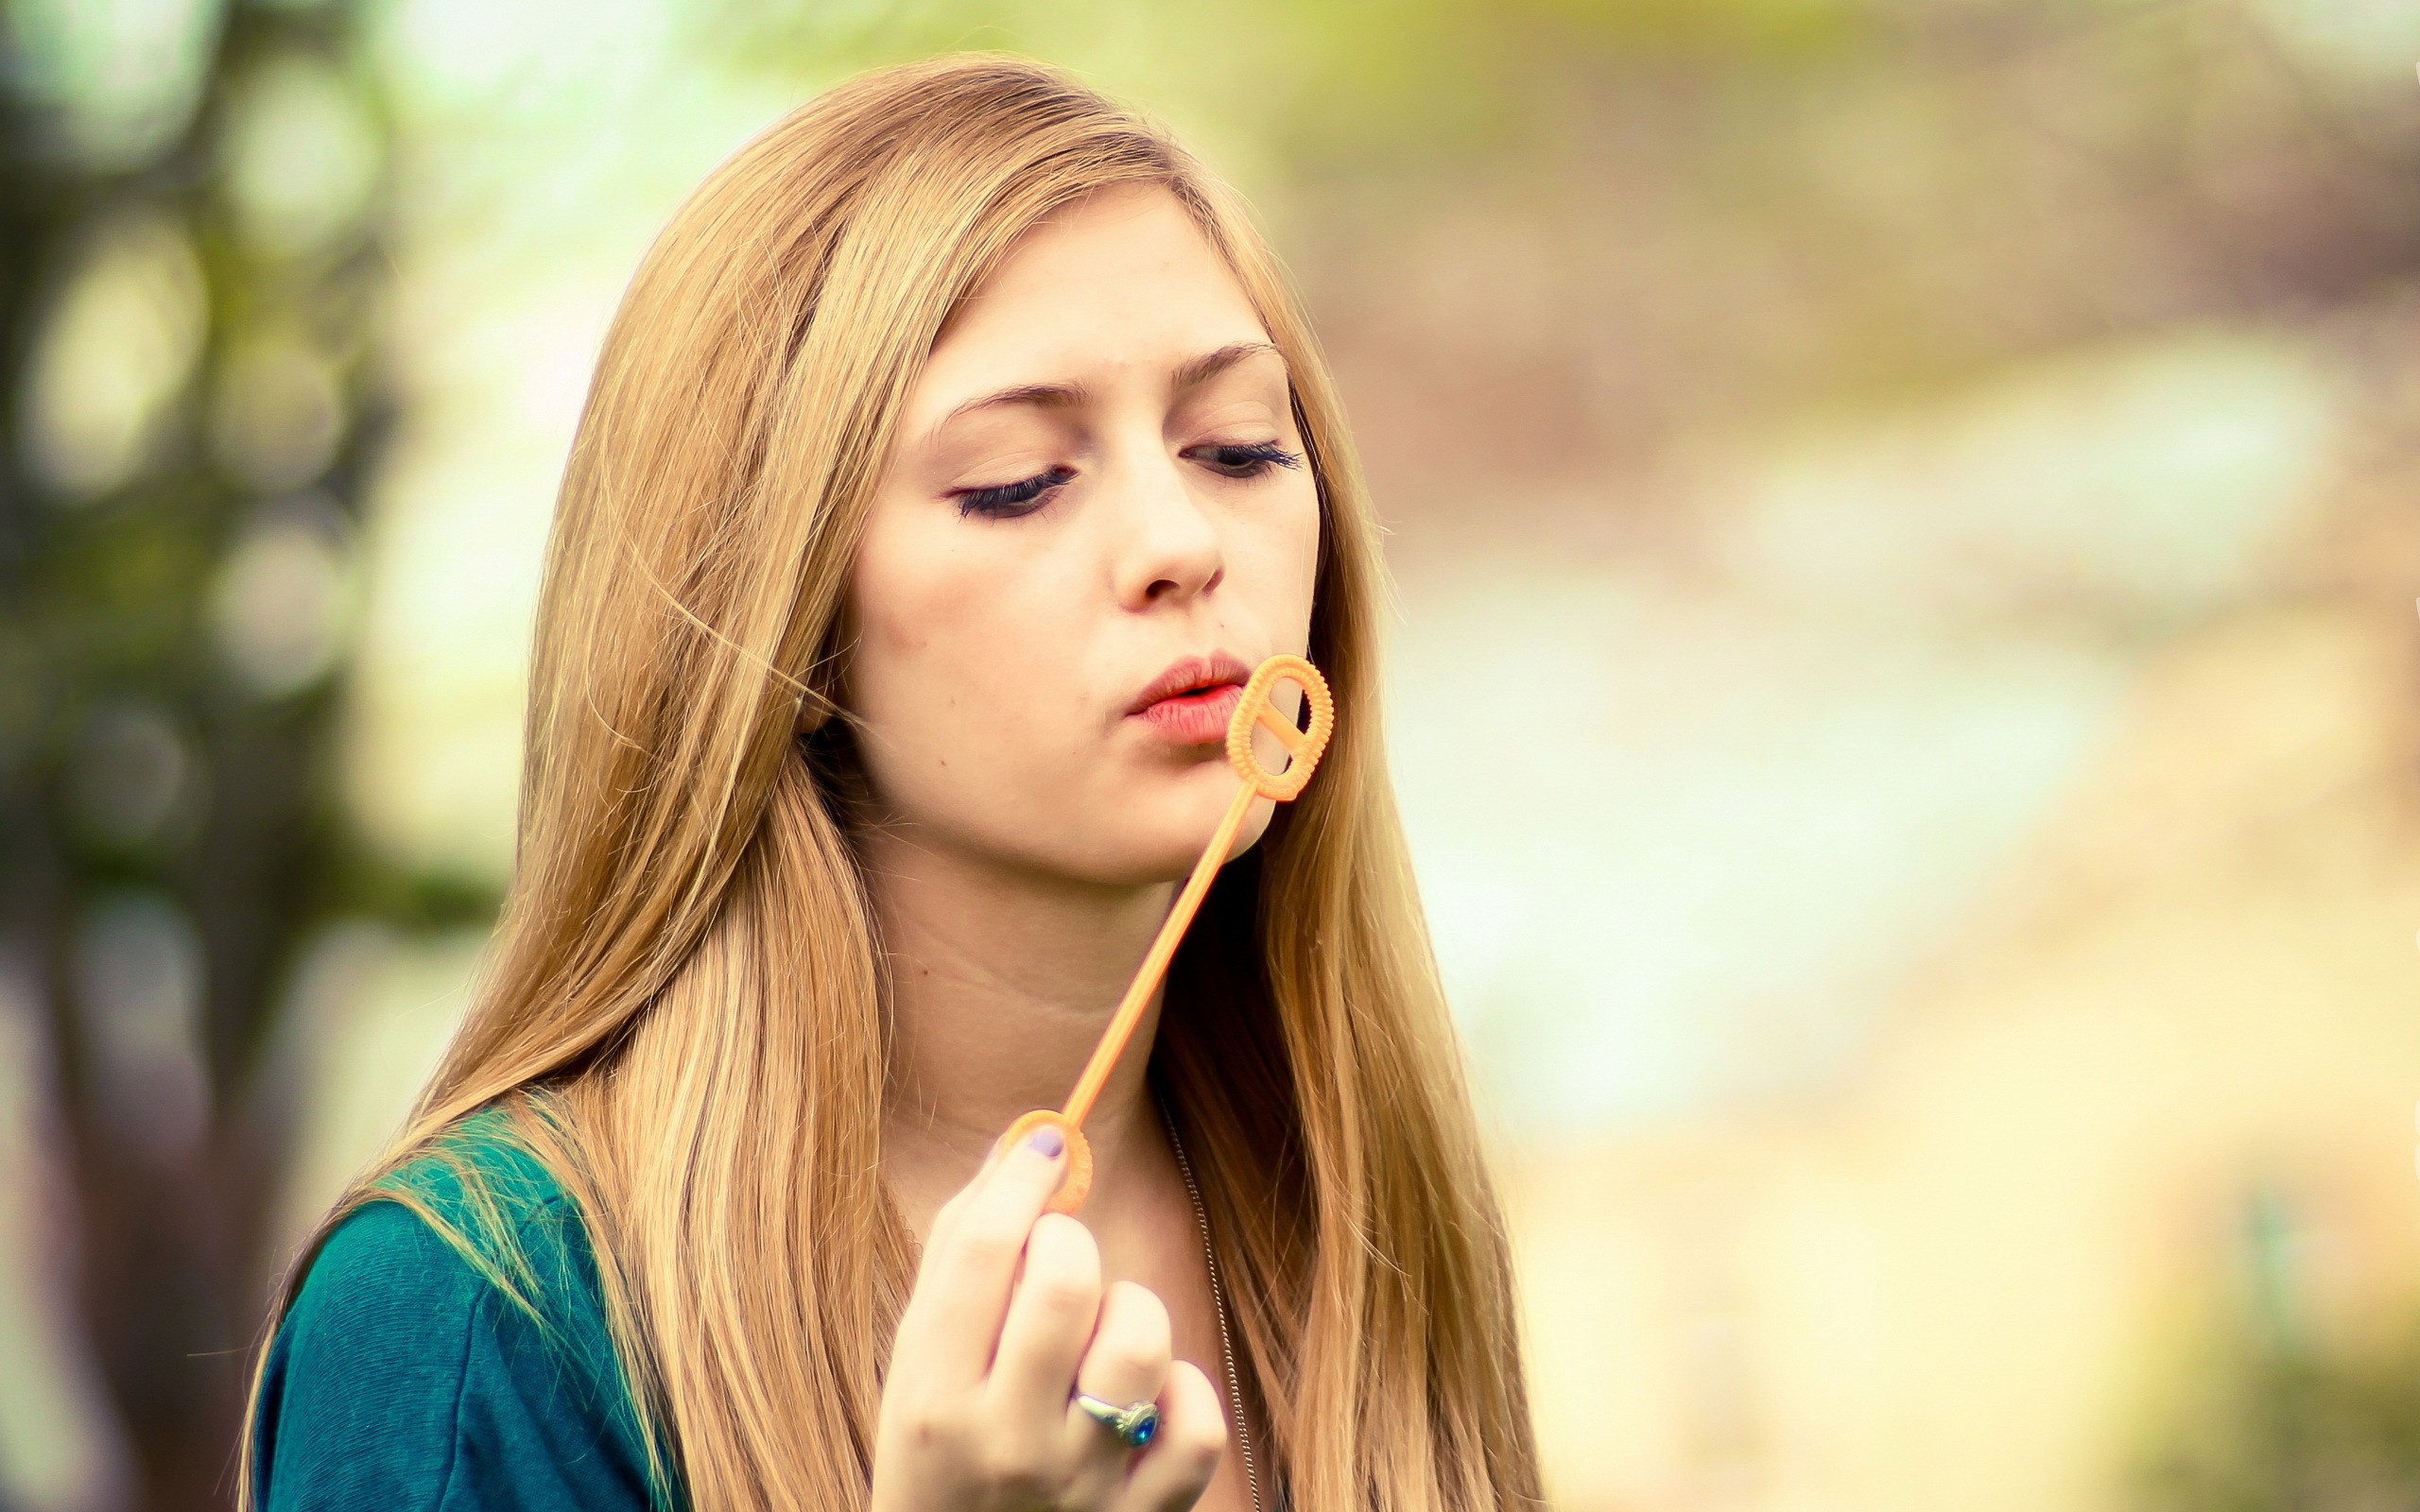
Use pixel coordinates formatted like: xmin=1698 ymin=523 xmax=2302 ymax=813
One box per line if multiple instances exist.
xmin=2127 ymin=1312 xmax=2420 ymax=1511
xmin=2125 ymin=1190 xmax=2420 ymax=1512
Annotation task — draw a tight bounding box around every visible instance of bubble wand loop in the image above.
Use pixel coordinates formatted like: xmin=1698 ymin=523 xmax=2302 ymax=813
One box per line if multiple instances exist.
xmin=999 ymin=653 xmax=1335 ymax=1214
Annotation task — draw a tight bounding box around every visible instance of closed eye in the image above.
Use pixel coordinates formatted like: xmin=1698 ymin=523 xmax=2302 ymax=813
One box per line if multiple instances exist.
xmin=952 ymin=465 xmax=1077 ymax=520
xmin=948 ymin=441 xmax=1304 ymax=521
xmin=1187 ymin=439 xmax=1303 ymax=478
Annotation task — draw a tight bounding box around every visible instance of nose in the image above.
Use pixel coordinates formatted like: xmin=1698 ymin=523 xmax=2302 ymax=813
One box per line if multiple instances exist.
xmin=1109 ymin=446 xmax=1225 ymax=610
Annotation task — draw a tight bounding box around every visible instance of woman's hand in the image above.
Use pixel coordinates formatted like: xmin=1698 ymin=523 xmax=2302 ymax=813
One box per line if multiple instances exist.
xmin=872 ymin=1125 xmax=1229 ymax=1512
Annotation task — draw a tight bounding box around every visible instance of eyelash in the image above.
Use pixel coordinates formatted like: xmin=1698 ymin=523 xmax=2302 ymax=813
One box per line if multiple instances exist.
xmin=951 ymin=441 xmax=1304 ymax=520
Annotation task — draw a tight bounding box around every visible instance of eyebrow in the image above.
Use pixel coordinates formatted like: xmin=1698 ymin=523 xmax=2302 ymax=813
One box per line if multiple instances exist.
xmin=932 ymin=340 xmax=1286 ymax=433
xmin=1173 ymin=339 xmax=1285 ymax=393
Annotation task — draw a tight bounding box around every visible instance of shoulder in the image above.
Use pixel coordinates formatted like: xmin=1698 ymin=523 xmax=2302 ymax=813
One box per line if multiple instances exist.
xmin=295 ymin=1108 xmax=592 ymax=1352
xmin=283 ymin=1195 xmax=499 ymax=1356
xmin=373 ymin=1106 xmax=581 ymax=1259
xmin=277 ymin=1107 xmax=581 ymax=1392
xmin=252 ymin=1108 xmax=674 ymax=1512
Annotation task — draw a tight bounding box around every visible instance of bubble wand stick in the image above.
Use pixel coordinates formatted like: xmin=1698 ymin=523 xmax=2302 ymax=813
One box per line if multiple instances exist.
xmin=999 ymin=652 xmax=1335 ymax=1214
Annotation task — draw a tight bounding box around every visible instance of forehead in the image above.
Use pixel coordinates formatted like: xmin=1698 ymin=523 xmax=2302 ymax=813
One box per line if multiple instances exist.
xmin=908 ymin=183 xmax=1273 ymax=418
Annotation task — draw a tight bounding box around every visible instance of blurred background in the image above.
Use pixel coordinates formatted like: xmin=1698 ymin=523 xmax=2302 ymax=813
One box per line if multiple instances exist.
xmin=3 ymin=0 xmax=2418 ymax=1507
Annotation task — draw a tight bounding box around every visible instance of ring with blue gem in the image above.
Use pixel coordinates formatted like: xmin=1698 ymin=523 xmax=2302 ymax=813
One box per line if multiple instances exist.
xmin=1072 ymin=1393 xmax=1160 ymax=1448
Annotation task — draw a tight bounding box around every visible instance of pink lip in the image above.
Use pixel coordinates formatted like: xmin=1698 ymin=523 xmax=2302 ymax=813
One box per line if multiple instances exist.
xmin=1125 ymin=652 xmax=1252 ymax=744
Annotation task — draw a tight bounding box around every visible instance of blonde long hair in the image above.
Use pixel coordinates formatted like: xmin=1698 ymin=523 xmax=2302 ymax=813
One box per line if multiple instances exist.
xmin=242 ymin=52 xmax=1540 ymax=1512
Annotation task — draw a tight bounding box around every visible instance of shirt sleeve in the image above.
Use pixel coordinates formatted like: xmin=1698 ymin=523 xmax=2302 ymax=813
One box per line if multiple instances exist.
xmin=251 ymin=1198 xmax=663 ymax=1512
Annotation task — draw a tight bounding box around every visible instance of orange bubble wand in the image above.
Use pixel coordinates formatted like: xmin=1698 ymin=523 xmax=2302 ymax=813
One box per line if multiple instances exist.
xmin=999 ymin=652 xmax=1335 ymax=1213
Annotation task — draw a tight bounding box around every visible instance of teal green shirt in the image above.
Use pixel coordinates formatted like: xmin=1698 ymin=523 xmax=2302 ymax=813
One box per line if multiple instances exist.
xmin=250 ymin=1110 xmax=682 ymax=1512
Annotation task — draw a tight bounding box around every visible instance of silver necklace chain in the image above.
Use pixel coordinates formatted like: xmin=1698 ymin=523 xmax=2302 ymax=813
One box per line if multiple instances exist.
xmin=1157 ymin=1101 xmax=1262 ymax=1512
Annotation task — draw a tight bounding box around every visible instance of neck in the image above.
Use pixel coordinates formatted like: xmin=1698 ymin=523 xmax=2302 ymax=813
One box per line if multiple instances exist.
xmin=864 ymin=820 xmax=1176 ymax=1232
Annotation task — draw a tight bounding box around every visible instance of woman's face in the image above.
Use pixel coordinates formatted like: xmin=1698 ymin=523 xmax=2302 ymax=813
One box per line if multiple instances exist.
xmin=844 ymin=183 xmax=1322 ymax=887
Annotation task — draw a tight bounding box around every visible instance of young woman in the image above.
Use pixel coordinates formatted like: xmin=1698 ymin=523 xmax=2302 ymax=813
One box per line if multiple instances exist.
xmin=240 ymin=52 xmax=1541 ymax=1512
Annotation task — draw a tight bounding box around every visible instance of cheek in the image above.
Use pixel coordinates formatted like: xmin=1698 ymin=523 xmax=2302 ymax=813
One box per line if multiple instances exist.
xmin=850 ymin=526 xmax=949 ymax=674
xmin=1242 ymin=475 xmax=1322 ymax=636
xmin=845 ymin=510 xmax=1071 ymax=800
xmin=1291 ymin=482 xmax=1322 ymax=601
xmin=851 ymin=518 xmax=983 ymax=727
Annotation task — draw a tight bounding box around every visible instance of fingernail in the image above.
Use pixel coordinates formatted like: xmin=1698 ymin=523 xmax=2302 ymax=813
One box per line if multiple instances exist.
xmin=1026 ymin=1125 xmax=1064 ymax=1158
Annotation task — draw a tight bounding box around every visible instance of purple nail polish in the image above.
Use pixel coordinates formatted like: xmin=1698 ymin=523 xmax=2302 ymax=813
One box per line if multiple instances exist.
xmin=1026 ymin=1125 xmax=1064 ymax=1158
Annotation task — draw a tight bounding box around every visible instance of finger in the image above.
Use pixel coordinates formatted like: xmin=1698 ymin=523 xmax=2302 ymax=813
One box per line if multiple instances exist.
xmin=1115 ymin=1360 xmax=1226 ymax=1512
xmin=1059 ymin=1282 xmax=1177 ymax=1503
xmin=925 ymin=1119 xmax=1028 ymax=1240
xmin=891 ymin=1124 xmax=1069 ymax=1377
xmin=984 ymin=1212 xmax=1101 ymax=1434
xmin=1072 ymin=1281 xmax=1173 ymax=1414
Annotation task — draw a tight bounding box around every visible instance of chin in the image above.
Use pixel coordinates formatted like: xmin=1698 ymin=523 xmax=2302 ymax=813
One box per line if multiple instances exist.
xmin=1074 ymin=792 xmax=1274 ymax=888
